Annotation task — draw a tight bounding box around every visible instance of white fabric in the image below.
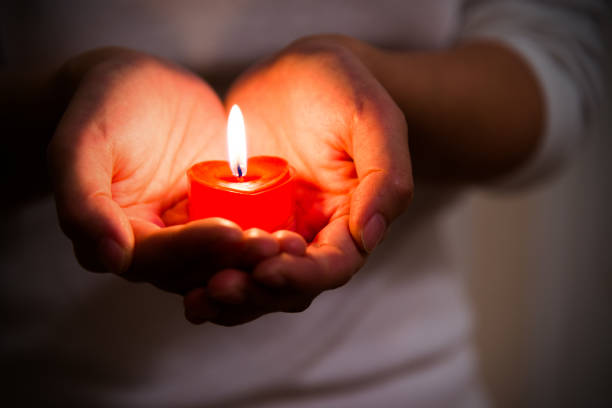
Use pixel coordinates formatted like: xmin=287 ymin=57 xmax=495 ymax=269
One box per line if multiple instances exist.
xmin=460 ymin=0 xmax=608 ymax=188
xmin=1 ymin=0 xmax=606 ymax=406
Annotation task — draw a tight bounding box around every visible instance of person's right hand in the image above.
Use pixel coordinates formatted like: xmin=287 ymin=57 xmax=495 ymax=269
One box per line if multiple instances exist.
xmin=183 ymin=36 xmax=414 ymax=325
xmin=48 ymin=48 xmax=302 ymax=294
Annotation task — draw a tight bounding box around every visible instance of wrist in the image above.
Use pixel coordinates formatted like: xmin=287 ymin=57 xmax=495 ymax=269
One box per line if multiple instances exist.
xmin=307 ymin=37 xmax=543 ymax=182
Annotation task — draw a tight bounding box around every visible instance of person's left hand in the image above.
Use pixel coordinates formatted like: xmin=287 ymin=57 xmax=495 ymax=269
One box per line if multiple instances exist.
xmin=184 ymin=36 xmax=414 ymax=326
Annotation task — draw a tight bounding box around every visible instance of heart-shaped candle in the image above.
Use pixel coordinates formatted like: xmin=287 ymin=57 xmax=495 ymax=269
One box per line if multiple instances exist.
xmin=187 ymin=105 xmax=295 ymax=231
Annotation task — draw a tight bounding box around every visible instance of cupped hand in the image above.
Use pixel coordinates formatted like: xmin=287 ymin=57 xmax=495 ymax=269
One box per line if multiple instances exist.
xmin=48 ymin=49 xmax=287 ymax=293
xmin=185 ymin=36 xmax=414 ymax=325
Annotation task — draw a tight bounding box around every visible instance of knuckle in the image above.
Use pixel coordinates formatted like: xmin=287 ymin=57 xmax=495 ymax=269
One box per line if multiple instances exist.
xmin=390 ymin=174 xmax=414 ymax=206
xmin=279 ymin=36 xmax=354 ymax=76
xmin=285 ymin=34 xmax=350 ymax=58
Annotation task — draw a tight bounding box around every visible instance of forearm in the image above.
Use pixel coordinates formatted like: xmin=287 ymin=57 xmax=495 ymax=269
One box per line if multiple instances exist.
xmin=305 ymin=35 xmax=544 ymax=182
xmin=370 ymin=41 xmax=543 ymax=182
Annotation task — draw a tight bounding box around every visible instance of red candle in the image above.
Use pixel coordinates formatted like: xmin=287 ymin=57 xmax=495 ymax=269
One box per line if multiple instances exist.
xmin=187 ymin=105 xmax=295 ymax=232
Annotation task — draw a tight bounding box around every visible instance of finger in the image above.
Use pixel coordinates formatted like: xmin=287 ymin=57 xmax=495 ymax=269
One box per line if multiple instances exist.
xmin=184 ymin=288 xmax=219 ymax=324
xmin=207 ymin=269 xmax=312 ymax=312
xmin=349 ymin=93 xmax=414 ymax=252
xmin=240 ymin=228 xmax=280 ymax=266
xmin=206 ymin=269 xmax=250 ymax=304
xmin=239 ymin=281 xmax=313 ymax=314
xmin=48 ymin=104 xmax=133 ymax=273
xmin=253 ymin=216 xmax=364 ymax=294
xmin=204 ymin=270 xmax=313 ymax=326
xmin=273 ymin=230 xmax=307 ymax=256
xmin=161 ymin=198 xmax=189 ymax=226
xmin=186 ymin=280 xmax=266 ymax=326
xmin=127 ymin=217 xmax=244 ymax=293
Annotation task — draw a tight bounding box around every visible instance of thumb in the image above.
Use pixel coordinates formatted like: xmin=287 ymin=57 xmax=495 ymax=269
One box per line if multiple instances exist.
xmin=349 ymin=97 xmax=413 ymax=253
xmin=48 ymin=105 xmax=133 ymax=273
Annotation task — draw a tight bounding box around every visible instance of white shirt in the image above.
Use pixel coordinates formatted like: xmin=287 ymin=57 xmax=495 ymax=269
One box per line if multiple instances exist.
xmin=1 ymin=1 xmax=606 ymax=406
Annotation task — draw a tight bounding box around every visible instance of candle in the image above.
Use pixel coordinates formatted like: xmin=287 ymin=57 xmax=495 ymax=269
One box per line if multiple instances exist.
xmin=187 ymin=105 xmax=295 ymax=232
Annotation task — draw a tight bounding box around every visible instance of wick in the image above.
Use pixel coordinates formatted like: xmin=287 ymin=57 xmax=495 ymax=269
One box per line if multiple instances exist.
xmin=237 ymin=165 xmax=243 ymax=178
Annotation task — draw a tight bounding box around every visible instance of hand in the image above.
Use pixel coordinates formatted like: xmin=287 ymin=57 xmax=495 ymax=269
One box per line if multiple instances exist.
xmin=184 ymin=37 xmax=413 ymax=325
xmin=48 ymin=49 xmax=290 ymax=294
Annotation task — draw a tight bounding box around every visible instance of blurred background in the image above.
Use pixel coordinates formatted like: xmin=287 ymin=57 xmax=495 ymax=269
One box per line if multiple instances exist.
xmin=456 ymin=78 xmax=612 ymax=407
xmin=3 ymin=1 xmax=611 ymax=406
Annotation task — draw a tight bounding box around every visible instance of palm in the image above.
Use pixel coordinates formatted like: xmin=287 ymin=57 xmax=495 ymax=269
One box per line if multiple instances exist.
xmin=227 ymin=51 xmax=365 ymax=241
xmin=94 ymin=62 xmax=226 ymax=227
xmin=51 ymin=55 xmax=257 ymax=292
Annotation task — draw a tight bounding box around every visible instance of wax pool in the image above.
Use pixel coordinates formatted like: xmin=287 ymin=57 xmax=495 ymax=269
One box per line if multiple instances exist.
xmin=187 ymin=156 xmax=295 ymax=232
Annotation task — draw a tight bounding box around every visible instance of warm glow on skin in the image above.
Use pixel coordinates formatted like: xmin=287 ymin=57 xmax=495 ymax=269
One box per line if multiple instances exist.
xmin=39 ymin=27 xmax=542 ymax=325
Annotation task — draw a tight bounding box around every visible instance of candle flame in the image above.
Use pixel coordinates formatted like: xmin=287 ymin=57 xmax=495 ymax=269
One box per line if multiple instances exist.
xmin=227 ymin=104 xmax=248 ymax=177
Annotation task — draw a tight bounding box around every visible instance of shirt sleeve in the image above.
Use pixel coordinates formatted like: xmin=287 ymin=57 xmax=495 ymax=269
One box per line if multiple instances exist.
xmin=458 ymin=0 xmax=609 ymax=188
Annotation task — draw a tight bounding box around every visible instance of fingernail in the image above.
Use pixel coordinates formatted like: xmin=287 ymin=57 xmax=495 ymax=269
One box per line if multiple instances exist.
xmin=98 ymin=238 xmax=130 ymax=274
xmin=362 ymin=213 xmax=386 ymax=253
